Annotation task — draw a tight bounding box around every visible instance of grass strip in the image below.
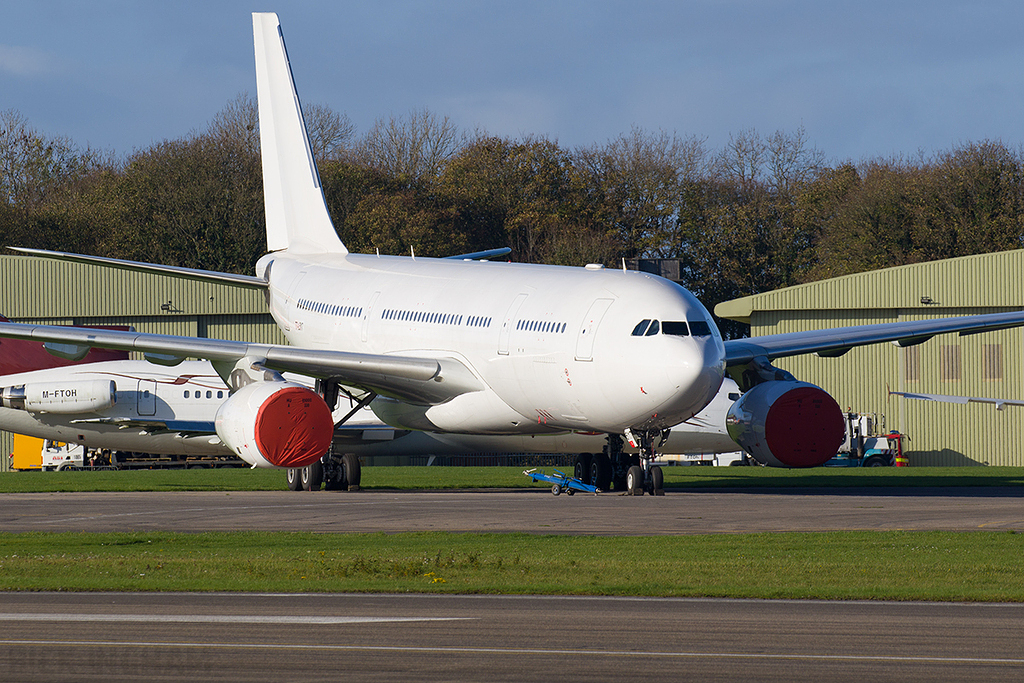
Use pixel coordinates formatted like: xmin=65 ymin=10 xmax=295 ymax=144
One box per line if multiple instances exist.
xmin=2 ymin=530 xmax=1023 ymax=601
xmin=3 ymin=465 xmax=1024 ymax=493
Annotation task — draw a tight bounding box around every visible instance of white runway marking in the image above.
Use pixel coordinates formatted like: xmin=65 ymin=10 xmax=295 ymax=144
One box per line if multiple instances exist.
xmin=0 ymin=613 xmax=472 ymax=625
xmin=0 ymin=638 xmax=1021 ymax=666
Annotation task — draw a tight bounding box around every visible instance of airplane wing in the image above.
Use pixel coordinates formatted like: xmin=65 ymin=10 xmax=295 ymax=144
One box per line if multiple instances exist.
xmin=8 ymin=247 xmax=268 ymax=288
xmin=69 ymin=416 xmax=410 ymax=441
xmin=0 ymin=321 xmax=483 ymax=405
xmin=69 ymin=416 xmax=219 ymax=436
xmin=888 ymin=390 xmax=1024 ymax=410
xmin=11 ymin=245 xmax=512 ymax=276
xmin=723 ymin=310 xmax=1024 ymax=366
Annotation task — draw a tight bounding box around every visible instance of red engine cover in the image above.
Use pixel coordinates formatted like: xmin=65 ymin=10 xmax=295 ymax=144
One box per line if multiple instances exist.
xmin=253 ymin=386 xmax=334 ymax=468
xmin=726 ymin=381 xmax=845 ymax=468
xmin=763 ymin=385 xmax=845 ymax=467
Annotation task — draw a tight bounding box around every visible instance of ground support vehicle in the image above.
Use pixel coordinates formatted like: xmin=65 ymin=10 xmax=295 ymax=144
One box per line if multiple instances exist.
xmin=825 ymin=413 xmax=907 ymax=467
xmin=523 ymin=468 xmax=600 ymax=496
xmin=9 ymin=434 xmax=244 ymax=471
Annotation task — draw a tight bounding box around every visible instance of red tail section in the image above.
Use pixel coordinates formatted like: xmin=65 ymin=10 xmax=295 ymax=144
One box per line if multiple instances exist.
xmin=0 ymin=316 xmax=129 ymax=376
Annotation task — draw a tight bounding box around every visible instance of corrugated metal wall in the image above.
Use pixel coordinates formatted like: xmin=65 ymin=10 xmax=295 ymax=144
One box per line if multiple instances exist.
xmin=740 ymin=250 xmax=1024 ymax=467
xmin=0 ymin=256 xmax=281 ymax=472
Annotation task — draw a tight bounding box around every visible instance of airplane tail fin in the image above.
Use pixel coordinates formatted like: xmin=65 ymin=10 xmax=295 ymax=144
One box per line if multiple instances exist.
xmin=253 ymin=12 xmax=348 ymax=255
xmin=0 ymin=316 xmax=129 ymax=376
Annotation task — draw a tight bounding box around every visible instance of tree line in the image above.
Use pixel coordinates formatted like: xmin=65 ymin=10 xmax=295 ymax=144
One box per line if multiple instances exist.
xmin=3 ymin=97 xmax=1023 ymax=335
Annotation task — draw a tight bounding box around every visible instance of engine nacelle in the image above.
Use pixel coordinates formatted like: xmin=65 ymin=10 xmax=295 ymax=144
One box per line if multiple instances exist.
xmin=726 ymin=380 xmax=845 ymax=468
xmin=1 ymin=380 xmax=116 ymax=414
xmin=214 ymin=381 xmax=334 ymax=468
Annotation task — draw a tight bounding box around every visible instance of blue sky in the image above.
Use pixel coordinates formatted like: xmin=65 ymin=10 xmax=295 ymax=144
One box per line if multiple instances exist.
xmin=3 ymin=1 xmax=1023 ymax=163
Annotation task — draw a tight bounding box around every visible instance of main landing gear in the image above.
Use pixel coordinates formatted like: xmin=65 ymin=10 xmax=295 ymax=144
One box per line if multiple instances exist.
xmin=287 ymin=451 xmax=361 ymax=492
xmin=286 ymin=378 xmax=368 ymax=492
xmin=571 ymin=431 xmax=666 ymax=496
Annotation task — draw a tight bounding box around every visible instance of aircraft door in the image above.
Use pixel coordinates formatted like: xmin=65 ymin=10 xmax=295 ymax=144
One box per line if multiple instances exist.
xmin=361 ymin=291 xmax=380 ymax=343
xmin=137 ymin=380 xmax=157 ymax=416
xmin=498 ymin=293 xmax=528 ymax=355
xmin=575 ymin=298 xmax=613 ymax=361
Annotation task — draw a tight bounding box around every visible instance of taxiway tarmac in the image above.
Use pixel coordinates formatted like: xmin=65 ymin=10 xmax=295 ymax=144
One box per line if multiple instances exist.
xmin=2 ymin=592 xmax=1024 ymax=682
xmin=2 ymin=487 xmax=1024 ymax=533
xmin=4 ymin=488 xmax=1024 ymax=682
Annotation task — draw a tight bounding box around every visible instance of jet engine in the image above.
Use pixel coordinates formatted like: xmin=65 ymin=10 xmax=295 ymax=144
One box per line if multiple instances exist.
xmin=0 ymin=380 xmax=116 ymax=414
xmin=214 ymin=381 xmax=334 ymax=468
xmin=726 ymin=381 xmax=845 ymax=468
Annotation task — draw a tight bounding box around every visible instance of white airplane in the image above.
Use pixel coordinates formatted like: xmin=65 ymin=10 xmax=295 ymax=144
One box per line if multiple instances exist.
xmin=2 ymin=12 xmax=1024 ymax=495
xmin=0 ymin=356 xmax=742 ymax=490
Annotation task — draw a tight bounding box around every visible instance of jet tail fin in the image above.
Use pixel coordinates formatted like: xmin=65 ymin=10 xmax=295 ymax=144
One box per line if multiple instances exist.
xmin=0 ymin=316 xmax=129 ymax=376
xmin=253 ymin=12 xmax=347 ymax=255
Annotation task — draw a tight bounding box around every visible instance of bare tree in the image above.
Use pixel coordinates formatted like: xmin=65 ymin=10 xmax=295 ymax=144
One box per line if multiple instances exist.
xmin=207 ymin=94 xmax=354 ymax=162
xmin=766 ymin=126 xmax=826 ymax=195
xmin=304 ymin=102 xmax=355 ymax=162
xmin=208 ymin=93 xmax=260 ymax=156
xmin=577 ymin=127 xmax=708 ymax=257
xmin=0 ymin=109 xmax=102 ymax=207
xmin=356 ymin=108 xmax=463 ymax=183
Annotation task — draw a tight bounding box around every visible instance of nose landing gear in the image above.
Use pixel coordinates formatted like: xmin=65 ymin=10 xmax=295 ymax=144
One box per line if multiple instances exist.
xmin=622 ymin=428 xmax=667 ymax=496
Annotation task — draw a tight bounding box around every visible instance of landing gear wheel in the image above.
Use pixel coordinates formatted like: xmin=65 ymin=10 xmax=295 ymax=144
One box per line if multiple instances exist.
xmin=651 ymin=465 xmax=664 ymax=496
xmin=301 ymin=461 xmax=324 ymax=491
xmin=551 ymin=484 xmax=561 ymax=496
xmin=613 ymin=453 xmax=631 ymax=491
xmin=342 ymin=453 xmax=361 ymax=490
xmin=590 ymin=453 xmax=612 ymax=491
xmin=286 ymin=468 xmax=303 ymax=491
xmin=626 ymin=465 xmax=644 ymax=496
xmin=566 ymin=488 xmax=575 ymax=496
xmin=574 ymin=453 xmax=593 ymax=485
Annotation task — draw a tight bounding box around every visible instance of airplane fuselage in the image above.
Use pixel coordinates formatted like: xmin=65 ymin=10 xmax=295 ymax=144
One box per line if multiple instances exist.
xmin=259 ymin=252 xmax=727 ymax=436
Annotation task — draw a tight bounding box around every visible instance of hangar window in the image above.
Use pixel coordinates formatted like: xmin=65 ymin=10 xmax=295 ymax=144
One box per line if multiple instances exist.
xmin=983 ymin=344 xmax=1003 ymax=381
xmin=940 ymin=345 xmax=961 ymax=382
xmin=904 ymin=346 xmax=920 ymax=382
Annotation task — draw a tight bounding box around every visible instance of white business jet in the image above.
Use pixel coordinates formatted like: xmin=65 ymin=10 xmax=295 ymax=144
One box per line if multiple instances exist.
xmin=2 ymin=13 xmax=1024 ymax=495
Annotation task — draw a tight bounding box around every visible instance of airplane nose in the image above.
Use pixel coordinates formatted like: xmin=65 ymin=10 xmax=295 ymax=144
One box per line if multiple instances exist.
xmin=665 ymin=337 xmax=725 ymax=420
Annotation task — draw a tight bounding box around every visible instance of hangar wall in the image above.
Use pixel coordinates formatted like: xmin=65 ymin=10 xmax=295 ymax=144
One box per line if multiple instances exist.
xmin=717 ymin=250 xmax=1024 ymax=466
xmin=0 ymin=255 xmax=285 ymax=472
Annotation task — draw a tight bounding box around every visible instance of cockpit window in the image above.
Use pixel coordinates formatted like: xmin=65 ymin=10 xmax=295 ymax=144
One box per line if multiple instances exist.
xmin=661 ymin=321 xmax=689 ymax=336
xmin=688 ymin=320 xmax=713 ymax=337
xmin=631 ymin=319 xmax=651 ymax=336
xmin=645 ymin=319 xmax=660 ymax=336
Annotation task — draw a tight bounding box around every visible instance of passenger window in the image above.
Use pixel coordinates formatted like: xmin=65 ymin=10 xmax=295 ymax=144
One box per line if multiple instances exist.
xmin=184 ymin=390 xmax=190 ymax=398
xmin=645 ymin=320 xmax=660 ymax=336
xmin=632 ymin=320 xmax=651 ymax=336
xmin=689 ymin=320 xmax=713 ymax=337
xmin=206 ymin=391 xmax=212 ymax=399
xmin=662 ymin=321 xmax=689 ymax=336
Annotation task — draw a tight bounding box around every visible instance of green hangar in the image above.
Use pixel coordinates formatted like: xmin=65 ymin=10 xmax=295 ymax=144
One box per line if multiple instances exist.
xmin=716 ymin=249 xmax=1024 ymax=466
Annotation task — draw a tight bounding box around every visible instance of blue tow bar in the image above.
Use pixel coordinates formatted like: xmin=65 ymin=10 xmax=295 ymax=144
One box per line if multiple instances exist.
xmin=523 ymin=468 xmax=601 ymax=496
